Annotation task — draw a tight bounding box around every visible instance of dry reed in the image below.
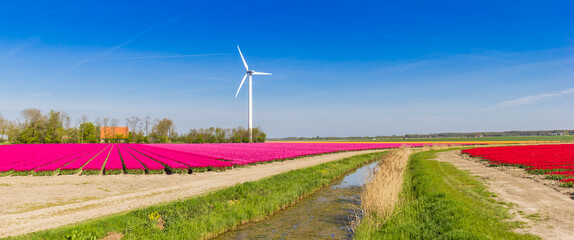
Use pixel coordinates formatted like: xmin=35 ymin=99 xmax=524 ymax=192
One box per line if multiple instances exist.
xmin=360 ymin=146 xmax=411 ymax=226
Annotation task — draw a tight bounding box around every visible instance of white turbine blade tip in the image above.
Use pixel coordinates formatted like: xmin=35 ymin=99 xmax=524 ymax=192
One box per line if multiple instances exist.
xmin=252 ymin=71 xmax=272 ymax=75
xmin=235 ymin=74 xmax=248 ymax=98
xmin=237 ymin=46 xmax=249 ymax=70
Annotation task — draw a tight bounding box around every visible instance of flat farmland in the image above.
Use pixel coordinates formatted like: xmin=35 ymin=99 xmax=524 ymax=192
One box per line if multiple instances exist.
xmin=0 ymin=142 xmax=490 ymax=237
xmin=0 ymin=149 xmax=387 ymax=237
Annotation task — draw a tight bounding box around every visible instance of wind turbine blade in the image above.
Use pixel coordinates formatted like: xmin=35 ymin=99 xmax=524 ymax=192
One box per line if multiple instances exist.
xmin=235 ymin=74 xmax=248 ymax=98
xmin=237 ymin=45 xmax=249 ymax=71
xmin=252 ymin=71 xmax=272 ymax=75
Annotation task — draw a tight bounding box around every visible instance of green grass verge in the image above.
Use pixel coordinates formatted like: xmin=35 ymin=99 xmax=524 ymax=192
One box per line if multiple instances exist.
xmin=103 ymin=169 xmax=123 ymax=175
xmin=80 ymin=169 xmax=101 ymax=175
xmin=6 ymin=152 xmax=385 ymax=240
xmin=166 ymin=167 xmax=188 ymax=174
xmin=191 ymin=167 xmax=208 ymax=173
xmin=125 ymin=169 xmax=145 ymax=174
xmin=11 ymin=170 xmax=31 ymax=176
xmin=146 ymin=169 xmax=164 ymax=174
xmin=353 ymin=150 xmax=540 ymax=240
xmin=32 ymin=170 xmax=58 ymax=176
xmin=59 ymin=169 xmax=80 ymax=175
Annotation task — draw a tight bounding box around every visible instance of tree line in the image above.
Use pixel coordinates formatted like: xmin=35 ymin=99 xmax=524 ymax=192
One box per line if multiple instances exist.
xmin=0 ymin=108 xmax=266 ymax=144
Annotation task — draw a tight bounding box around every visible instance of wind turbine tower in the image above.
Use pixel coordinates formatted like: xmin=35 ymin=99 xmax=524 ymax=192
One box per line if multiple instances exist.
xmin=235 ymin=46 xmax=272 ymax=143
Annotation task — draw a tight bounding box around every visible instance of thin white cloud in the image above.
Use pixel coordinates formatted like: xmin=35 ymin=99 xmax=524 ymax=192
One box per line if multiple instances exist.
xmin=46 ymin=14 xmax=184 ymax=82
xmin=485 ymin=88 xmax=574 ymax=110
xmin=35 ymin=1 xmax=96 ymax=18
xmin=1 ymin=39 xmax=38 ymax=60
xmin=103 ymin=53 xmax=226 ymax=60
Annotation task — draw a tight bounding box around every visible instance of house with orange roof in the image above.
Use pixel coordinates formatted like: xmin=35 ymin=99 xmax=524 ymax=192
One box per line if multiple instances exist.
xmin=100 ymin=127 xmax=129 ymax=142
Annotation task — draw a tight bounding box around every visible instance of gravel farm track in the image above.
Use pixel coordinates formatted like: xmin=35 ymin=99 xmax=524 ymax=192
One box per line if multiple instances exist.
xmin=0 ymin=149 xmax=385 ymax=238
xmin=437 ymin=150 xmax=574 ymax=240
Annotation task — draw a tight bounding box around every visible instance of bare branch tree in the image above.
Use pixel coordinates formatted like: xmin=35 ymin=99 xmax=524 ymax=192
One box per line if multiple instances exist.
xmin=77 ymin=115 xmax=89 ymax=143
xmin=60 ymin=111 xmax=71 ymax=143
xmin=125 ymin=116 xmax=142 ymax=142
xmin=94 ymin=117 xmax=101 ymax=142
xmin=110 ymin=118 xmax=119 ymax=143
xmin=103 ymin=117 xmax=109 ymax=128
xmin=143 ymin=116 xmax=151 ymax=138
xmin=102 ymin=117 xmax=110 ymax=142
xmin=0 ymin=114 xmax=6 ymax=141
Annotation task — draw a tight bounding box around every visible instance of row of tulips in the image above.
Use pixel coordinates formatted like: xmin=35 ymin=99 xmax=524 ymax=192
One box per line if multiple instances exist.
xmin=461 ymin=144 xmax=574 ymax=187
xmin=148 ymin=142 xmax=474 ymax=165
xmin=0 ymin=142 xmax=480 ymax=176
xmin=0 ymin=143 xmax=231 ymax=176
xmin=559 ymin=178 xmax=574 ymax=187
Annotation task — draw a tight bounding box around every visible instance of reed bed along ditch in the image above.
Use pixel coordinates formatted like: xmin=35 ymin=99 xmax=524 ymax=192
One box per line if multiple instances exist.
xmin=359 ymin=147 xmax=411 ymax=227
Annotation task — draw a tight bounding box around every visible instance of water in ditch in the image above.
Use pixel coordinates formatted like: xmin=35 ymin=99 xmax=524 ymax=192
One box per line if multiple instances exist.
xmin=215 ymin=161 xmax=379 ymax=240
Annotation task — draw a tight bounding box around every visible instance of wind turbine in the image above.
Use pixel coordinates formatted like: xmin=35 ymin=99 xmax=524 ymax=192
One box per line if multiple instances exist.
xmin=235 ymin=45 xmax=272 ymax=143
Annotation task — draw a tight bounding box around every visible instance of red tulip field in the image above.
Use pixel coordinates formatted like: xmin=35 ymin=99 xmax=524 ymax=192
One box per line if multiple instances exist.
xmin=462 ymin=144 xmax=574 ymax=187
xmin=0 ymin=142 xmax=474 ymax=176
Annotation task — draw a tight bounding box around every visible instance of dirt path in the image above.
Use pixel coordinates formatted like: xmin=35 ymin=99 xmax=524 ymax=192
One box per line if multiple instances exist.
xmin=435 ymin=150 xmax=574 ymax=240
xmin=0 ymin=150 xmax=384 ymax=238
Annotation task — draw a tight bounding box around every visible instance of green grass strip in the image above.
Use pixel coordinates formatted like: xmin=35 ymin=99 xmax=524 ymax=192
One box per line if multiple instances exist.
xmin=6 ymin=151 xmax=385 ymax=240
xmin=0 ymin=170 xmax=13 ymax=177
xmin=126 ymin=169 xmax=145 ymax=175
xmin=32 ymin=170 xmax=58 ymax=176
xmin=11 ymin=170 xmax=31 ymax=176
xmin=354 ymin=150 xmax=540 ymax=240
xmin=103 ymin=169 xmax=123 ymax=175
xmin=145 ymin=169 xmax=164 ymax=175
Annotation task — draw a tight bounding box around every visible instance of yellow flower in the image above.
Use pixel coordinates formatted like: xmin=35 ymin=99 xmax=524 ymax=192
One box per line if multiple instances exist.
xmin=227 ymin=199 xmax=240 ymax=205
xmin=148 ymin=211 xmax=160 ymax=221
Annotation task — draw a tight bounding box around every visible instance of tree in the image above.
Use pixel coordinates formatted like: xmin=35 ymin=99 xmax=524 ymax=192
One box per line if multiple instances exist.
xmin=181 ymin=126 xmax=266 ymax=143
xmin=151 ymin=118 xmax=174 ymax=143
xmin=20 ymin=108 xmax=47 ymax=143
xmin=103 ymin=117 xmax=109 ymax=129
xmin=252 ymin=127 xmax=266 ymax=143
xmin=80 ymin=122 xmax=98 ymax=143
xmin=44 ymin=110 xmax=66 ymax=143
xmin=0 ymin=114 xmax=6 ymax=141
xmin=143 ymin=116 xmax=151 ymax=139
xmin=78 ymin=115 xmax=89 ymax=143
xmin=94 ymin=117 xmax=102 ymax=141
xmin=60 ymin=111 xmax=72 ymax=143
xmin=214 ymin=127 xmax=227 ymax=143
xmin=110 ymin=118 xmax=119 ymax=143
xmin=5 ymin=120 xmax=19 ymax=143
xmin=101 ymin=117 xmax=110 ymax=142
xmin=231 ymin=127 xmax=249 ymax=143
xmin=126 ymin=116 xmax=142 ymax=143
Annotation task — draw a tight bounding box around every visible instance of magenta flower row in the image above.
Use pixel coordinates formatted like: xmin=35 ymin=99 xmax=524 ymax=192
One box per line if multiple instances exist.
xmin=0 ymin=142 xmax=475 ymax=175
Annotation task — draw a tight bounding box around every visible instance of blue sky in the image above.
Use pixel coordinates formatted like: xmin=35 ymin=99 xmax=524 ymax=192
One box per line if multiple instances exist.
xmin=0 ymin=1 xmax=573 ymax=138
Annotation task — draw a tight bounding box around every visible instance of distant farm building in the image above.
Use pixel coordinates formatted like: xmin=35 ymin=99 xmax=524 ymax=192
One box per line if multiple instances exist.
xmin=100 ymin=127 xmax=129 ymax=141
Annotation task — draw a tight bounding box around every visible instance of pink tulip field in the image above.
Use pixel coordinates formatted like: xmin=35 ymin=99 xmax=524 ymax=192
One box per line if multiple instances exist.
xmin=0 ymin=142 xmax=473 ymax=176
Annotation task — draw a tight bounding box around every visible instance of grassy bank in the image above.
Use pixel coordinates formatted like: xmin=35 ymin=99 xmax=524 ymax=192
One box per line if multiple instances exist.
xmin=6 ymin=151 xmax=386 ymax=240
xmin=354 ymin=150 xmax=540 ymax=240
